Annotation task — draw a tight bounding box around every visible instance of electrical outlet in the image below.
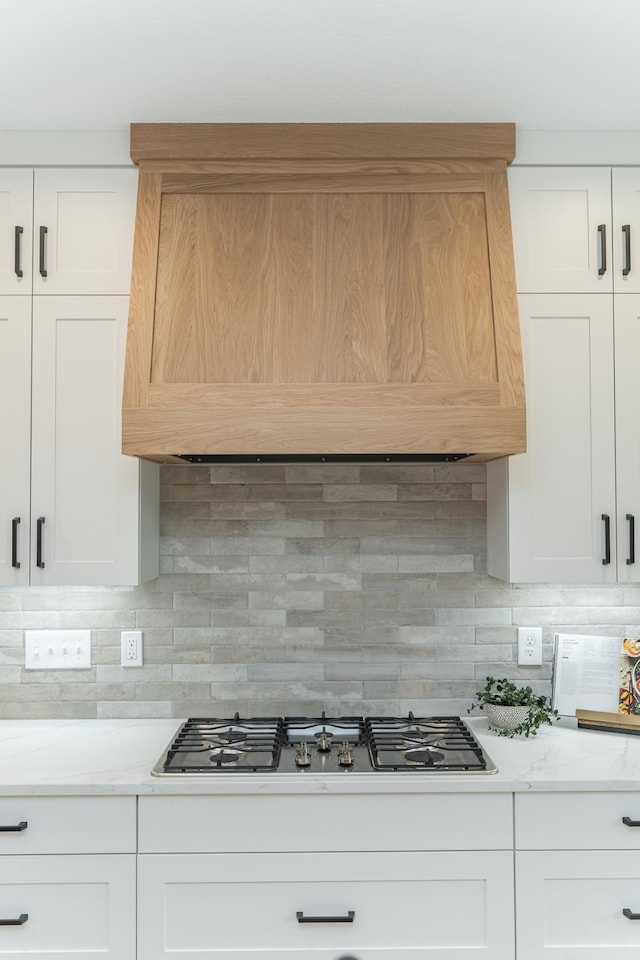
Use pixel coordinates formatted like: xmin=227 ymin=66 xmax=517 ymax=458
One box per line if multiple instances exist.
xmin=121 ymin=630 xmax=143 ymax=666
xmin=517 ymin=627 xmax=543 ymax=665
xmin=25 ymin=630 xmax=91 ymax=670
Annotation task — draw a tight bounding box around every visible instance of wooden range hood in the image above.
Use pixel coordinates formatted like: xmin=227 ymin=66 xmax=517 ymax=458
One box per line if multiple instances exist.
xmin=123 ymin=123 xmax=525 ymax=463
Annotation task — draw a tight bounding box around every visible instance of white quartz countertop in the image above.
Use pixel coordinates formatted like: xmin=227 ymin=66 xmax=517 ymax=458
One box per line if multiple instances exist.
xmin=0 ymin=716 xmax=638 ymax=795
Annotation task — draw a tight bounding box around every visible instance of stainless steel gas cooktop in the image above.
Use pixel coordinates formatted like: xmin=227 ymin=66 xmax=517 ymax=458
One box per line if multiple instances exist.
xmin=151 ymin=714 xmax=497 ymax=776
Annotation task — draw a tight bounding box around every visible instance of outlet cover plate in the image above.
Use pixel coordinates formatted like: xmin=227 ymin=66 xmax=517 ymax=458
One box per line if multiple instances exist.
xmin=25 ymin=630 xmax=91 ymax=670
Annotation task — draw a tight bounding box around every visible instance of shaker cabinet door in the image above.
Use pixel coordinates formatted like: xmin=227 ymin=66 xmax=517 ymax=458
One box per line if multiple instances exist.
xmin=508 ymin=166 xmax=613 ymax=294
xmin=0 ymin=170 xmax=33 ymax=296
xmin=32 ymin=168 xmax=137 ymax=296
xmin=29 ymin=296 xmax=145 ymax=585
xmin=0 ymin=297 xmax=32 ymax=586
xmin=488 ymin=293 xmax=617 ymax=582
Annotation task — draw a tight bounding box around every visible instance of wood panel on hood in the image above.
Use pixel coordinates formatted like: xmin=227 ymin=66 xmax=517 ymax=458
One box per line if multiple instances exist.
xmin=123 ymin=123 xmax=525 ymax=462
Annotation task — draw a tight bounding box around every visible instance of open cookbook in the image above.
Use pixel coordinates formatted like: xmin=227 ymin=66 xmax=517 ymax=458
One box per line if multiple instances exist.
xmin=551 ymin=633 xmax=640 ymax=718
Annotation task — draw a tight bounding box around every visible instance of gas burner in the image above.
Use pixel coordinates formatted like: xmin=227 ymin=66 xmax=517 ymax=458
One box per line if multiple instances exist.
xmin=209 ymin=747 xmax=242 ymax=765
xmin=404 ymin=747 xmax=445 ymax=765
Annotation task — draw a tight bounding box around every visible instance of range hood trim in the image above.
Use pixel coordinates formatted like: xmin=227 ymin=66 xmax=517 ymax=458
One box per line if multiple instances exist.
xmin=123 ymin=123 xmax=525 ymax=463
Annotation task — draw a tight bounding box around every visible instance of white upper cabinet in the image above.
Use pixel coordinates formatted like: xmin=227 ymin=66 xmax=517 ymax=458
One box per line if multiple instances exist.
xmin=0 ymin=170 xmax=33 ymax=295
xmin=29 ymin=297 xmax=158 ymax=587
xmin=612 ymin=168 xmax=640 ymax=293
xmin=0 ymin=166 xmax=159 ymax=587
xmin=0 ymin=298 xmax=32 ymax=583
xmin=33 ymin=169 xmax=136 ymax=295
xmin=508 ymin=167 xmax=613 ymax=293
xmin=0 ymin=168 xmax=136 ymax=296
xmin=487 ymin=294 xmax=618 ymax=583
xmin=488 ymin=165 xmax=640 ymax=583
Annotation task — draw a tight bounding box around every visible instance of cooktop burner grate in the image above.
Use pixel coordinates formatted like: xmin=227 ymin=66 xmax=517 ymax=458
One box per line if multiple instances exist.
xmin=366 ymin=715 xmax=490 ymax=772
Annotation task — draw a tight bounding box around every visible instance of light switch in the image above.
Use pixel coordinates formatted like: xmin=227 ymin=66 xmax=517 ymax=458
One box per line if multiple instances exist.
xmin=24 ymin=630 xmax=91 ymax=670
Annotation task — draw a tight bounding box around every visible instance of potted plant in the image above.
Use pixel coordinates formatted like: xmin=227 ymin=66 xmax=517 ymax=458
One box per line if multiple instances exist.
xmin=469 ymin=676 xmax=559 ymax=738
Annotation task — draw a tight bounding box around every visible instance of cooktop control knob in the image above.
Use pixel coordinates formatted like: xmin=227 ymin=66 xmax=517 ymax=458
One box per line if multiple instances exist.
xmin=338 ymin=742 xmax=354 ymax=767
xmin=316 ymin=732 xmax=332 ymax=753
xmin=294 ymin=742 xmax=311 ymax=767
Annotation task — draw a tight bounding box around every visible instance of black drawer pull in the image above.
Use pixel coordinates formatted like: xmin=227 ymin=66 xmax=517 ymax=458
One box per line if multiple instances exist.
xmin=598 ymin=223 xmax=607 ymax=276
xmin=297 ymin=910 xmax=355 ymax=924
xmin=14 ymin=226 xmax=23 ymax=278
xmin=0 ymin=821 xmax=27 ymax=832
xmin=39 ymin=226 xmax=47 ymax=277
xmin=11 ymin=518 xmax=20 ymax=569
xmin=36 ymin=517 xmax=45 ymax=569
xmin=0 ymin=914 xmax=27 ymax=926
xmin=622 ymin=816 xmax=640 ymax=827
xmin=627 ymin=514 xmax=636 ymax=565
xmin=623 ymin=223 xmax=632 ymax=276
xmin=602 ymin=513 xmax=611 ymax=565
xmin=337 ymin=956 xmax=360 ymax=959
xmin=623 ymin=908 xmax=640 ymax=920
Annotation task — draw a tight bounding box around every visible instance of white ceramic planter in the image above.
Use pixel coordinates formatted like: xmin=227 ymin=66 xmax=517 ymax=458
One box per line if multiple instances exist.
xmin=485 ymin=703 xmax=530 ymax=733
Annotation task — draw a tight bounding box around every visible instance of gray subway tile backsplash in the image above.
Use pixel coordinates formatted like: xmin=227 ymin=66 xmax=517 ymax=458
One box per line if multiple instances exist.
xmin=1 ymin=462 xmax=639 ymax=718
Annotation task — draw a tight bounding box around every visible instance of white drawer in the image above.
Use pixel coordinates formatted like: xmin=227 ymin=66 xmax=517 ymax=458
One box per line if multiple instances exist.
xmin=516 ymin=792 xmax=640 ymax=849
xmin=0 ymin=854 xmax=135 ymax=958
xmin=139 ymin=792 xmax=513 ymax=853
xmin=0 ymin=797 xmax=136 ymax=854
xmin=138 ymin=851 xmax=514 ymax=959
xmin=516 ymin=850 xmax=640 ymax=959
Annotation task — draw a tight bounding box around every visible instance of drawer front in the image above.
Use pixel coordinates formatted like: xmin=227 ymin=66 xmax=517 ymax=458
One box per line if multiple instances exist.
xmin=138 ymin=851 xmax=514 ymax=959
xmin=139 ymin=792 xmax=513 ymax=853
xmin=0 ymin=797 xmax=136 ymax=854
xmin=516 ymin=792 xmax=640 ymax=849
xmin=0 ymin=854 xmax=135 ymax=958
xmin=516 ymin=850 xmax=640 ymax=959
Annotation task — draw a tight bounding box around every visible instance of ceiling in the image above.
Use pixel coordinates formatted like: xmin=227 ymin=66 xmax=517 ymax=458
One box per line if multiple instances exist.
xmin=4 ymin=0 xmax=640 ymax=132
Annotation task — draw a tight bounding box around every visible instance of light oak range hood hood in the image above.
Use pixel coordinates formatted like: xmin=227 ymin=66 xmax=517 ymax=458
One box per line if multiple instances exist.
xmin=123 ymin=123 xmax=525 ymax=463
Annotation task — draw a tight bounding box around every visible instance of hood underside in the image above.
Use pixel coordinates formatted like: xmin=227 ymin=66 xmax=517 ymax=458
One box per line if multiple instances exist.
xmin=123 ymin=123 xmax=525 ymax=464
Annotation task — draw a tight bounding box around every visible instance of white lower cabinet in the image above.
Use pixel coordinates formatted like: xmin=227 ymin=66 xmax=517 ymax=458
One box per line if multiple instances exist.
xmin=0 ymin=796 xmax=136 ymax=960
xmin=515 ymin=792 xmax=640 ymax=959
xmin=137 ymin=792 xmax=515 ymax=960
xmin=138 ymin=850 xmax=513 ymax=960
xmin=0 ymin=854 xmax=136 ymax=959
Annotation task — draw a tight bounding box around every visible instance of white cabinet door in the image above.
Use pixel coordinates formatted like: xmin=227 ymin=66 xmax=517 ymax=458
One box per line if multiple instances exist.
xmin=508 ymin=166 xmax=613 ymax=293
xmin=138 ymin=851 xmax=514 ymax=960
xmin=0 ymin=171 xmax=33 ymax=296
xmin=613 ymin=169 xmax=640 ymax=293
xmin=32 ymin=169 xmax=136 ymax=295
xmin=613 ymin=295 xmax=640 ymax=581
xmin=0 ymin=854 xmax=135 ymax=959
xmin=0 ymin=298 xmax=31 ymax=586
xmin=516 ymin=850 xmax=640 ymax=960
xmin=29 ymin=296 xmax=157 ymax=585
xmin=487 ymin=293 xmax=617 ymax=582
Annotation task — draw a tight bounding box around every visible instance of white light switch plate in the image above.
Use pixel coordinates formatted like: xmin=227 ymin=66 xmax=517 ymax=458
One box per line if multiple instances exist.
xmin=25 ymin=630 xmax=91 ymax=670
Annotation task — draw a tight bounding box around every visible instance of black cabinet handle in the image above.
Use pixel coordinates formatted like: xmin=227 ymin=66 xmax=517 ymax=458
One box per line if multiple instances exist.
xmin=622 ymin=816 xmax=640 ymax=827
xmin=297 ymin=911 xmax=355 ymax=924
xmin=598 ymin=223 xmax=607 ymax=276
xmin=39 ymin=226 xmax=47 ymax=277
xmin=623 ymin=908 xmax=640 ymax=920
xmin=0 ymin=821 xmax=27 ymax=832
xmin=623 ymin=224 xmax=632 ymax=276
xmin=36 ymin=517 xmax=45 ymax=569
xmin=14 ymin=226 xmax=23 ymax=278
xmin=602 ymin=513 xmax=611 ymax=565
xmin=336 ymin=956 xmax=360 ymax=959
xmin=627 ymin=514 xmax=636 ymax=565
xmin=11 ymin=518 xmax=20 ymax=569
xmin=0 ymin=914 xmax=27 ymax=926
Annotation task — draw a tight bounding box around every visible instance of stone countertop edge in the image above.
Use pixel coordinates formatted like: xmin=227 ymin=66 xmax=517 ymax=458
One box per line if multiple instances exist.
xmin=0 ymin=717 xmax=637 ymax=796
